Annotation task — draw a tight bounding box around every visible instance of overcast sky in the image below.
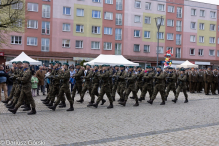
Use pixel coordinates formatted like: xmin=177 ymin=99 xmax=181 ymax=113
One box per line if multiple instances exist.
xmin=191 ymin=0 xmax=219 ymax=5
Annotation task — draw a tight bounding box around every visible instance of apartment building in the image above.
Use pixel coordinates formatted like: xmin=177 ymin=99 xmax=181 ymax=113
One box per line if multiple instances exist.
xmin=1 ymin=0 xmax=219 ymax=67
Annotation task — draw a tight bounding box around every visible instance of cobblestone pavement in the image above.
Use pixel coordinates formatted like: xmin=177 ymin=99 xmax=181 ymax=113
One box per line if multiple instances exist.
xmin=0 ymin=91 xmax=219 ymax=146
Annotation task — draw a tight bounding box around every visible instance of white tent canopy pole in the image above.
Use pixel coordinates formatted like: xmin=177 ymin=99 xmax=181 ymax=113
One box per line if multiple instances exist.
xmin=83 ymin=54 xmax=139 ymax=66
xmin=5 ymin=52 xmax=42 ymax=65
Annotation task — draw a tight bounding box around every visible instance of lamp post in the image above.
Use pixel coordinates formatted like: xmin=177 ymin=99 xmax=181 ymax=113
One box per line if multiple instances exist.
xmin=155 ymin=16 xmax=163 ymax=66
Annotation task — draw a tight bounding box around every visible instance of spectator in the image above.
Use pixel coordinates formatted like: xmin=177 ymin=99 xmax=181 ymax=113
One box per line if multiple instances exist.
xmin=36 ymin=66 xmax=46 ymax=96
xmin=45 ymin=68 xmax=52 ymax=93
xmin=69 ymin=67 xmax=75 ymax=92
xmin=0 ymin=65 xmax=8 ymax=101
xmin=31 ymin=72 xmax=38 ymax=97
xmin=6 ymin=68 xmax=14 ymax=97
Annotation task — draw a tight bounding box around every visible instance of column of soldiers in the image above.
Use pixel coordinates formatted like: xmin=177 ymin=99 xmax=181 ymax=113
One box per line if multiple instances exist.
xmin=3 ymin=61 xmax=219 ymax=115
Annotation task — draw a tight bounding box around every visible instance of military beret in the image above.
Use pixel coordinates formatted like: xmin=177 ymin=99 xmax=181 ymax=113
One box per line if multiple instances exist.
xmin=115 ymin=65 xmax=119 ymax=67
xmin=23 ymin=61 xmax=29 ymax=64
xmin=106 ymin=64 xmax=110 ymax=67
xmin=207 ymin=66 xmax=211 ymax=69
xmin=169 ymin=67 xmax=173 ymax=69
xmin=156 ymin=66 xmax=161 ymax=69
xmin=129 ymin=66 xmax=134 ymax=68
xmin=75 ymin=63 xmax=80 ymax=66
xmin=120 ymin=65 xmax=125 ymax=67
xmin=49 ymin=61 xmax=54 ymax=64
xmin=86 ymin=64 xmax=91 ymax=67
xmin=12 ymin=61 xmax=16 ymax=64
xmin=63 ymin=63 xmax=69 ymax=66
xmin=137 ymin=66 xmax=142 ymax=69
xmin=180 ymin=68 xmax=185 ymax=71
xmin=94 ymin=65 xmax=99 ymax=67
xmin=102 ymin=64 xmax=107 ymax=67
xmin=17 ymin=61 xmax=22 ymax=64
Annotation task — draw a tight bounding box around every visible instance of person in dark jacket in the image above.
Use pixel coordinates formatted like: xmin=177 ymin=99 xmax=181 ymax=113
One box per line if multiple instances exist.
xmin=6 ymin=68 xmax=14 ymax=98
xmin=0 ymin=65 xmax=9 ymax=101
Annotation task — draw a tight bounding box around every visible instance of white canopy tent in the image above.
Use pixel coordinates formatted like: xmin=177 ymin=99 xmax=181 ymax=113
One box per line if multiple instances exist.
xmin=6 ymin=52 xmax=42 ymax=65
xmin=176 ymin=60 xmax=198 ymax=68
xmin=83 ymin=54 xmax=139 ymax=66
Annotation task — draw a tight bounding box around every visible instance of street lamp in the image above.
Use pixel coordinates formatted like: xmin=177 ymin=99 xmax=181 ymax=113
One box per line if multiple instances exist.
xmin=155 ymin=16 xmax=163 ymax=66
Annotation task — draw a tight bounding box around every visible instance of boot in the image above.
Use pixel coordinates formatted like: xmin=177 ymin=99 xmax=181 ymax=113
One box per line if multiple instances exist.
xmin=165 ymin=96 xmax=167 ymax=101
xmin=23 ymin=104 xmax=31 ymax=111
xmin=130 ymin=96 xmax=135 ymax=99
xmin=8 ymin=108 xmax=18 ymax=114
xmin=107 ymin=102 xmax=113 ymax=109
xmin=21 ymin=104 xmax=27 ymax=108
xmin=6 ymin=101 xmax=13 ymax=107
xmin=27 ymin=108 xmax=36 ymax=115
xmin=138 ymin=97 xmax=143 ymax=102
xmin=59 ymin=101 xmax=66 ymax=108
xmin=160 ymin=101 xmax=165 ymax=105
xmin=101 ymin=99 xmax=106 ymax=105
xmin=119 ymin=100 xmax=126 ymax=106
xmin=88 ymin=101 xmax=94 ymax=104
xmin=92 ymin=102 xmax=98 ymax=108
xmin=133 ymin=101 xmax=139 ymax=106
xmin=172 ymin=98 xmax=177 ymax=103
xmin=46 ymin=101 xmax=53 ymax=107
xmin=41 ymin=97 xmax=48 ymax=101
xmin=66 ymin=103 xmax=74 ymax=111
xmin=2 ymin=99 xmax=10 ymax=104
xmin=76 ymin=98 xmax=84 ymax=103
xmin=184 ymin=98 xmax=188 ymax=103
xmin=49 ymin=104 xmax=57 ymax=111
xmin=7 ymin=103 xmax=15 ymax=109
xmin=112 ymin=96 xmax=115 ymax=101
xmin=147 ymin=100 xmax=153 ymax=105
xmin=43 ymin=100 xmax=50 ymax=104
xmin=87 ymin=102 xmax=94 ymax=107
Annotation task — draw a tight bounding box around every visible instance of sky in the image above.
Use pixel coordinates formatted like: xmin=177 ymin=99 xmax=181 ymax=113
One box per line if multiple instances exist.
xmin=191 ymin=0 xmax=219 ymax=5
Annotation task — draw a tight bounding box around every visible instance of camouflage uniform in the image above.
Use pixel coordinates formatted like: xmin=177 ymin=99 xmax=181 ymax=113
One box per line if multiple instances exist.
xmin=117 ymin=69 xmax=126 ymax=101
xmin=165 ymin=71 xmax=177 ymax=99
xmin=204 ymin=70 xmax=213 ymax=95
xmin=189 ymin=70 xmax=198 ymax=93
xmin=135 ymin=70 xmax=144 ymax=95
xmin=89 ymin=70 xmax=100 ymax=104
xmin=196 ymin=71 xmax=204 ymax=93
xmin=72 ymin=68 xmax=84 ymax=100
xmin=211 ymin=71 xmax=218 ymax=95
xmin=111 ymin=68 xmax=120 ymax=100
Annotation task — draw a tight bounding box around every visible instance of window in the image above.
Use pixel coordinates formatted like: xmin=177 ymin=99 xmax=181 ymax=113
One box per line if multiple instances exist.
xmin=116 ymin=0 xmax=122 ymax=10
xmin=167 ymin=33 xmax=173 ymax=40
xmin=11 ymin=36 xmax=22 ymax=45
xmin=176 ymin=34 xmax=181 ymax=45
xmin=191 ymin=9 xmax=196 ymax=16
xmin=27 ymin=20 xmax=38 ymax=29
xmin=76 ymin=25 xmax=84 ymax=32
xmin=166 ymin=47 xmax=173 ymax=54
xmin=104 ymin=27 xmax=112 ymax=35
xmin=92 ymin=26 xmax=100 ymax=34
xmin=145 ymin=16 xmax=151 ymax=24
xmin=156 ymin=18 xmax=164 ymax=26
xmin=13 ymin=19 xmax=22 ymax=27
xmin=156 ymin=46 xmax=163 ymax=53
xmin=210 ymin=24 xmax=215 ymax=31
xmin=199 ymin=36 xmax=204 ymax=43
xmin=218 ymin=38 xmax=219 ymax=44
xmin=134 ymin=44 xmax=140 ymax=52
xmin=199 ymin=23 xmax=204 ymax=30
xmin=177 ymin=7 xmax=182 ymax=18
xmin=116 ymin=13 xmax=122 ymax=25
xmin=176 ymin=48 xmax=181 ymax=58
xmin=191 ymin=22 xmax=196 ymax=29
xmin=115 ymin=28 xmax=122 ymax=40
xmin=104 ymin=12 xmax=113 ymax=20
xmin=134 ymin=15 xmax=141 ymax=23
xmin=27 ymin=3 xmax=38 ymax=12
xmin=115 ymin=43 xmax=122 ymax=55
xmin=135 ymin=1 xmax=141 ymax=8
xmin=92 ymin=10 xmax=101 ymax=18
xmin=200 ymin=10 xmax=205 ymax=17
xmin=27 ymin=37 xmax=37 ymax=46
xmin=190 ymin=48 xmax=195 ymax=55
xmin=41 ymin=38 xmax=49 ymax=52
xmin=62 ymin=40 xmax=70 ymax=48
xmin=75 ymin=40 xmax=83 ymax=48
xmin=11 ymin=2 xmax=23 ymax=9
xmin=145 ymin=2 xmax=151 ymax=10
xmin=210 ymin=11 xmax=216 ymax=18
xmin=42 ymin=21 xmax=50 ymax=35
xmin=144 ymin=31 xmax=150 ymax=38
xmin=157 ymin=4 xmax=164 ymax=11
xmin=176 ymin=21 xmax=182 ymax=31
xmin=134 ymin=30 xmax=140 ymax=37
xmin=63 ymin=23 xmax=70 ymax=32
xmin=190 ymin=35 xmax=196 ymax=42
xmin=168 ymin=6 xmax=174 ymax=13
xmin=198 ymin=49 xmax=203 ymax=56
xmin=43 ymin=0 xmax=51 ymax=1
xmin=77 ymin=9 xmax=84 ymax=16
xmin=157 ymin=32 xmax=164 ymax=39
xmin=105 ymin=0 xmax=113 ymax=4
xmin=209 ymin=50 xmax=215 ymax=56
xmin=104 ymin=42 xmax=112 ymax=50
xmin=217 ymin=51 xmax=219 ymax=57
xmin=167 ymin=19 xmax=174 ymax=26
xmin=144 ymin=45 xmax=150 ymax=53
xmin=91 ymin=41 xmax=100 ymax=49
xmin=209 ymin=37 xmax=215 ymax=44
xmin=42 ymin=5 xmax=50 ymax=18
xmin=92 ymin=0 xmax=100 ymax=2
xmin=63 ymin=7 xmax=71 ymax=15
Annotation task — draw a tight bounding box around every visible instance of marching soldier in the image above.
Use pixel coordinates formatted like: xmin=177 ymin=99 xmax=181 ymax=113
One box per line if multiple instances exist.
xmin=189 ymin=67 xmax=198 ymax=93
xmin=139 ymin=66 xmax=154 ymax=101
xmin=135 ymin=66 xmax=144 ymax=97
xmin=204 ymin=67 xmax=213 ymax=95
xmin=117 ymin=65 xmax=126 ymax=102
xmin=165 ymin=67 xmax=176 ymax=100
xmin=77 ymin=64 xmax=93 ymax=103
xmin=49 ymin=63 xmax=74 ymax=111
xmin=119 ymin=66 xmax=139 ymax=106
xmin=111 ymin=65 xmax=120 ymax=101
xmin=197 ymin=68 xmax=204 ymax=93
xmin=172 ymin=68 xmax=188 ymax=103
xmin=211 ymin=68 xmax=218 ymax=95
xmin=147 ymin=66 xmax=166 ymax=105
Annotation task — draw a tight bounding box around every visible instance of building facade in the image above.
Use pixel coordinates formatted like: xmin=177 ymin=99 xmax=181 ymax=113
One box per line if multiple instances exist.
xmin=1 ymin=0 xmax=219 ymax=67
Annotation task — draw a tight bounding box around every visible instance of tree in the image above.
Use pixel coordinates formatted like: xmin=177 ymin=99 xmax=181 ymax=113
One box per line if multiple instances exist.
xmin=0 ymin=0 xmax=25 ymax=46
